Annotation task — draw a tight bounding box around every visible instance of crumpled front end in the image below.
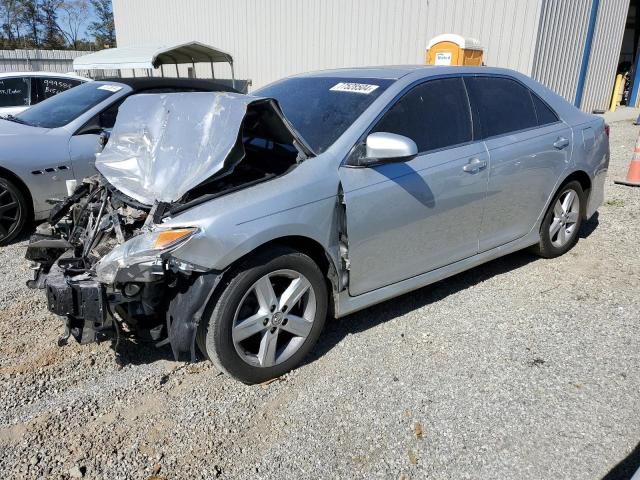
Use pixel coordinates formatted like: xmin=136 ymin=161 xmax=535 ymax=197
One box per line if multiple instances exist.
xmin=26 ymin=176 xmax=220 ymax=360
xmin=25 ymin=91 xmax=310 ymax=361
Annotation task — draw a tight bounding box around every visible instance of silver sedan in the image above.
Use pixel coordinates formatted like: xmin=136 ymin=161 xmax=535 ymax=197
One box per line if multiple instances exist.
xmin=27 ymin=66 xmax=609 ymax=384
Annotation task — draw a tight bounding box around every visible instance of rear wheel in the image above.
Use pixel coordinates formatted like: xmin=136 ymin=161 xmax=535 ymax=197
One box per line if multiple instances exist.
xmin=0 ymin=177 xmax=28 ymax=246
xmin=197 ymin=246 xmax=328 ymax=384
xmin=533 ymin=180 xmax=584 ymax=258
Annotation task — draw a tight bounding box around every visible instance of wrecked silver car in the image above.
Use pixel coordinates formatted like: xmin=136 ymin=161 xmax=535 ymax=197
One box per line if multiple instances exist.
xmin=26 ymin=67 xmax=608 ymax=384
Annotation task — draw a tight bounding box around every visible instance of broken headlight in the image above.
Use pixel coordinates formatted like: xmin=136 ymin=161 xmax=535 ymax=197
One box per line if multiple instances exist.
xmin=95 ymin=228 xmax=198 ymax=284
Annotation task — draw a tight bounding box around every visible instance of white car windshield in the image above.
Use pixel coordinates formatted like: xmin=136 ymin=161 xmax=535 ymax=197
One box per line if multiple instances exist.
xmin=15 ymin=82 xmax=123 ymax=128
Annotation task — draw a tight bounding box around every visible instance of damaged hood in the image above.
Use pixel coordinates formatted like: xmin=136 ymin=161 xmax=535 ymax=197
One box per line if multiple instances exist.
xmin=96 ymin=91 xmax=313 ymax=205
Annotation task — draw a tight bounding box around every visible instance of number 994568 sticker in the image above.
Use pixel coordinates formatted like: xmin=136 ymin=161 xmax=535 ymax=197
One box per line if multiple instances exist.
xmin=330 ymin=82 xmax=379 ymax=94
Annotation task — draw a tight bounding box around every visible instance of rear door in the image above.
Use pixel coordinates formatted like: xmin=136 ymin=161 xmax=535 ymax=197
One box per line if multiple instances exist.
xmin=339 ymin=77 xmax=489 ymax=296
xmin=465 ymin=76 xmax=572 ymax=252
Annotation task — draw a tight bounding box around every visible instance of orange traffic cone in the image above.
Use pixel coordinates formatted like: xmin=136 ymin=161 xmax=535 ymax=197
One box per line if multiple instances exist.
xmin=615 ymin=129 xmax=640 ymax=187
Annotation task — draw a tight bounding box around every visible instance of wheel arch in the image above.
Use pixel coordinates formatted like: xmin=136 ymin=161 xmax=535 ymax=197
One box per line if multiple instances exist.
xmin=0 ymin=166 xmax=34 ymax=220
xmin=559 ymin=170 xmax=591 ymax=215
xmin=210 ymin=235 xmax=341 ymax=317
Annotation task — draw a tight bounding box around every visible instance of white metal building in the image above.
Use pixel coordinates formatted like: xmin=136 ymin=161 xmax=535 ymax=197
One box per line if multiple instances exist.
xmin=112 ymin=0 xmax=634 ymax=112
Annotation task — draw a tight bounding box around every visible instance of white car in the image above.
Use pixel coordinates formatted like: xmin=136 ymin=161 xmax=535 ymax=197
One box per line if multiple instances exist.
xmin=0 ymin=71 xmax=88 ymax=117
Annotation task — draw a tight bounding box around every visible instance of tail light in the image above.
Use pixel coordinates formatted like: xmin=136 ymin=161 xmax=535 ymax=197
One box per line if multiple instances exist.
xmin=604 ymin=123 xmax=610 ymax=138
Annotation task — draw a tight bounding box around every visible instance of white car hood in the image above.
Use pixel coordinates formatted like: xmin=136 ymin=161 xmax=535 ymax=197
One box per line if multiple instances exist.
xmin=0 ymin=106 xmax=29 ymax=117
xmin=96 ymin=91 xmax=311 ymax=205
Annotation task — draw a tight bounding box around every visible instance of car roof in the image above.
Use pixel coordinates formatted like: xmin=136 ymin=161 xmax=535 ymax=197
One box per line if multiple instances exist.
xmin=0 ymin=71 xmax=88 ymax=80
xmin=292 ymin=65 xmax=428 ymax=80
xmin=96 ymin=76 xmax=238 ymax=92
xmin=290 ymin=65 xmax=529 ymax=81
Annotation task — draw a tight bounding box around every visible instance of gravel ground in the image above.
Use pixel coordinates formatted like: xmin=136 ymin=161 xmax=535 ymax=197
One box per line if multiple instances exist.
xmin=1 ymin=120 xmax=639 ymax=480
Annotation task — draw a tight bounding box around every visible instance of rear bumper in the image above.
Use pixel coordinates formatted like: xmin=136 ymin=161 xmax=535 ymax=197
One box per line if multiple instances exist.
xmin=586 ymin=160 xmax=608 ymax=219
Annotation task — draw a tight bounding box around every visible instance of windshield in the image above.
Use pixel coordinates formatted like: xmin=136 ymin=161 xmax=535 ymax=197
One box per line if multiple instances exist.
xmin=15 ymin=82 xmax=124 ymax=128
xmin=255 ymin=77 xmax=394 ymax=153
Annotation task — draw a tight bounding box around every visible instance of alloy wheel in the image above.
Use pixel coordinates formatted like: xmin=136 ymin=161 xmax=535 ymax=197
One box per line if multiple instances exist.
xmin=232 ymin=269 xmax=317 ymax=368
xmin=0 ymin=184 xmax=20 ymax=242
xmin=549 ymin=188 xmax=580 ymax=248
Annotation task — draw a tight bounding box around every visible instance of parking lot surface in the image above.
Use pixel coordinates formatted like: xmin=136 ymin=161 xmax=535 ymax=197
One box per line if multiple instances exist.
xmin=0 ymin=120 xmax=638 ymax=480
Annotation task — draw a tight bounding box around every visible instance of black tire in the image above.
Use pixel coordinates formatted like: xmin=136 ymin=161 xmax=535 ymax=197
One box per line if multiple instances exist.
xmin=533 ymin=180 xmax=585 ymax=258
xmin=197 ymin=246 xmax=328 ymax=384
xmin=0 ymin=177 xmax=29 ymax=246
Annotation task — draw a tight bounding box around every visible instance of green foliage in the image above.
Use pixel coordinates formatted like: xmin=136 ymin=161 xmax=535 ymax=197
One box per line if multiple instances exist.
xmin=87 ymin=0 xmax=113 ymax=48
xmin=0 ymin=0 xmax=114 ymax=50
xmin=604 ymin=198 xmax=625 ymax=207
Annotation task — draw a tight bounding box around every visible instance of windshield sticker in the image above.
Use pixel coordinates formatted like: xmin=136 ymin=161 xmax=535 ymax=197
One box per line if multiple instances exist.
xmin=330 ymin=82 xmax=379 ymax=94
xmin=98 ymin=85 xmax=123 ymax=92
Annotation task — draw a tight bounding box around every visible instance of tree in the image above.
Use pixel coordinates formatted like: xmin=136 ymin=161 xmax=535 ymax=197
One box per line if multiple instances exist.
xmin=40 ymin=0 xmax=66 ymax=48
xmin=87 ymin=0 xmax=114 ymax=48
xmin=0 ymin=0 xmax=25 ymax=48
xmin=18 ymin=0 xmax=42 ymax=47
xmin=57 ymin=0 xmax=88 ymax=49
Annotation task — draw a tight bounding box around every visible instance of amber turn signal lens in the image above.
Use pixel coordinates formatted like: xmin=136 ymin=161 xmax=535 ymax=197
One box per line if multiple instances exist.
xmin=153 ymin=228 xmax=196 ymax=250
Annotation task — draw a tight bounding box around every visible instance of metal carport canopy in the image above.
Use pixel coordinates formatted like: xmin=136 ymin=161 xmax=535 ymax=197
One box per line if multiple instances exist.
xmin=72 ymin=41 xmax=234 ymax=70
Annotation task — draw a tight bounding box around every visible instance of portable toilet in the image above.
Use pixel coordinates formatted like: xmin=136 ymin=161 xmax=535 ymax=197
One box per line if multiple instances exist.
xmin=426 ymin=34 xmax=484 ymax=66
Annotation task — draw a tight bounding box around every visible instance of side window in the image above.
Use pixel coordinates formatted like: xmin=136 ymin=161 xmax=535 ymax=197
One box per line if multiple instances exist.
xmin=372 ymin=77 xmax=472 ymax=152
xmin=531 ymin=93 xmax=559 ymax=126
xmin=465 ymin=77 xmax=537 ymax=138
xmin=98 ymin=102 xmax=121 ymax=129
xmin=0 ymin=77 xmax=30 ymax=108
xmin=76 ymin=99 xmax=124 ymax=135
xmin=35 ymin=77 xmax=83 ymax=101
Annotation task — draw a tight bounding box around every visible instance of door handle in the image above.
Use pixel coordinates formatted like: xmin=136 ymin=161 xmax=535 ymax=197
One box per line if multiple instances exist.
xmin=553 ymin=136 xmax=570 ymax=149
xmin=463 ymin=157 xmax=487 ymax=173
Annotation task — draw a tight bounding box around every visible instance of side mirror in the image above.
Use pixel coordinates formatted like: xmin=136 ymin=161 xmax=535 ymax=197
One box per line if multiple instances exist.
xmin=361 ymin=132 xmax=418 ymax=166
xmin=98 ymin=130 xmax=111 ymax=148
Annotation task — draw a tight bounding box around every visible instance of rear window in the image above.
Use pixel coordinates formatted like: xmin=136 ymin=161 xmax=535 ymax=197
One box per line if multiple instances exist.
xmin=255 ymin=77 xmax=394 ymax=153
xmin=36 ymin=77 xmax=84 ymax=101
xmin=0 ymin=77 xmax=30 ymax=108
xmin=465 ymin=76 xmax=538 ymax=138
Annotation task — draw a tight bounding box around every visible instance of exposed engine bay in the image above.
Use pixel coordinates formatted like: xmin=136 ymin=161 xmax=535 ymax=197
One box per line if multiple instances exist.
xmin=25 ymin=92 xmax=312 ymax=360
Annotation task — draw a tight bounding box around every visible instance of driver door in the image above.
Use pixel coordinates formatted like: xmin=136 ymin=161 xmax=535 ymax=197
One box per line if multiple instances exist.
xmin=338 ymin=77 xmax=489 ymax=296
xmin=68 ymin=101 xmax=121 ymax=181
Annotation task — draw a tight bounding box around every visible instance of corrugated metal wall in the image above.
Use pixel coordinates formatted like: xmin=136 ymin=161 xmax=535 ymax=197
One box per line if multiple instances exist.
xmin=581 ymin=0 xmax=629 ymax=112
xmin=531 ymin=0 xmax=593 ymax=103
xmin=0 ymin=49 xmax=89 ymax=73
xmin=531 ymin=0 xmax=629 ymax=112
xmin=112 ymin=0 xmax=543 ymax=90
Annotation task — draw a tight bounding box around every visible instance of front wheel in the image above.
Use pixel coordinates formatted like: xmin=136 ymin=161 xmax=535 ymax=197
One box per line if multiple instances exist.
xmin=533 ymin=180 xmax=585 ymax=258
xmin=197 ymin=246 xmax=328 ymax=384
xmin=0 ymin=177 xmax=28 ymax=246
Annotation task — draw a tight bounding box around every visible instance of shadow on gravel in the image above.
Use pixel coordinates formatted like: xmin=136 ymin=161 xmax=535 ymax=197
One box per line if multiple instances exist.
xmin=580 ymin=212 xmax=599 ymax=239
xmin=307 ymin=248 xmax=539 ymax=366
xmin=601 ymin=441 xmax=640 ymax=480
xmin=307 ymin=214 xmax=601 ymax=367
xmin=113 ymin=337 xmax=175 ymax=366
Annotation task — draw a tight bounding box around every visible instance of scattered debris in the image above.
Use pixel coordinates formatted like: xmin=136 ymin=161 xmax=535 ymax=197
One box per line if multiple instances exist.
xmin=414 ymin=422 xmax=424 ymax=440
